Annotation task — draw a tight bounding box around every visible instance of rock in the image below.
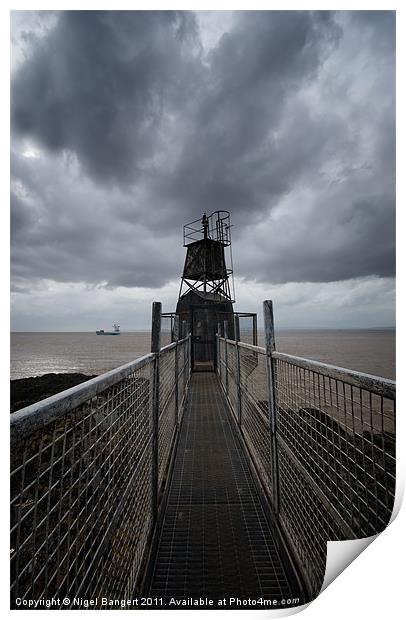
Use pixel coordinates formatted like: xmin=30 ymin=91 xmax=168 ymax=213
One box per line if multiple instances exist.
xmin=10 ymin=373 xmax=97 ymax=413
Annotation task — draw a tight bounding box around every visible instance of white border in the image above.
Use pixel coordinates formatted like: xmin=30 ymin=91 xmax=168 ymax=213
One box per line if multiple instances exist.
xmin=3 ymin=3 xmax=403 ymax=618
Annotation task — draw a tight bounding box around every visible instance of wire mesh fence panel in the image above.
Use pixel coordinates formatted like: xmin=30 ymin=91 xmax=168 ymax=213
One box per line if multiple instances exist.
xmin=177 ymin=338 xmax=191 ymax=423
xmin=216 ymin=335 xmax=396 ymax=600
xmin=160 ymin=315 xmax=174 ymax=348
xmin=238 ymin=344 xmax=274 ymax=501
xmin=158 ymin=390 xmax=176 ymax=491
xmin=236 ymin=314 xmax=257 ymax=346
xmin=159 ymin=345 xmax=176 ymax=418
xmin=177 ymin=344 xmax=184 ymax=422
xmin=10 ymin=361 xmax=154 ymax=607
xmin=239 ymin=345 xmax=267 ymax=413
xmin=10 ymin=336 xmax=192 ymax=610
xmin=79 ymin=426 xmax=154 ymax=606
xmin=274 ymin=356 xmax=396 ymax=539
xmin=240 ymin=387 xmax=274 ymax=499
xmin=158 ymin=345 xmax=177 ymax=490
xmin=225 ymin=341 xmax=239 ymax=420
xmin=278 ymin=445 xmax=346 ymax=598
xmin=218 ymin=338 xmax=226 ymax=386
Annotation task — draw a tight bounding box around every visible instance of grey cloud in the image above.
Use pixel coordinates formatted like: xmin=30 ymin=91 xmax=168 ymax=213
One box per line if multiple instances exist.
xmin=12 ymin=11 xmax=201 ymax=184
xmin=11 ymin=10 xmax=395 ymax=294
xmin=11 ymin=149 xmax=184 ymax=289
xmin=161 ymin=12 xmax=342 ymax=221
xmin=237 ymin=193 xmax=395 ymax=285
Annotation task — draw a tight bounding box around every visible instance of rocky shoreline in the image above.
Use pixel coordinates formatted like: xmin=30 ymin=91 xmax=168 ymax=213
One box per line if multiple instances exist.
xmin=10 ymin=373 xmax=97 ymax=413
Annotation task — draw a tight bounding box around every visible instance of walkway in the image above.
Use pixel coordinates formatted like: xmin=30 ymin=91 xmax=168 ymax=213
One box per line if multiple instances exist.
xmin=148 ymin=372 xmax=298 ymax=607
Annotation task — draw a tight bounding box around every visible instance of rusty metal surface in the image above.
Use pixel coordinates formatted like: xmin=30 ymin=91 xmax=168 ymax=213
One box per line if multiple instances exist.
xmin=148 ymin=373 xmax=296 ymax=607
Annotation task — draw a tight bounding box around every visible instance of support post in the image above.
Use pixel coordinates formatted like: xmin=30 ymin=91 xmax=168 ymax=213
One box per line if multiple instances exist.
xmin=217 ymin=322 xmax=221 ymax=376
xmin=182 ymin=320 xmax=190 ymax=375
xmin=234 ymin=314 xmax=241 ymax=342
xmin=174 ymin=315 xmax=179 ymax=428
xmin=173 ymin=314 xmax=180 ymax=342
xmin=151 ymin=301 xmax=162 ymax=524
xmin=263 ymin=300 xmax=280 ymax=515
xmin=253 ymin=314 xmax=258 ymax=346
xmin=234 ymin=315 xmax=242 ymax=427
xmin=224 ymin=320 xmax=229 ymax=395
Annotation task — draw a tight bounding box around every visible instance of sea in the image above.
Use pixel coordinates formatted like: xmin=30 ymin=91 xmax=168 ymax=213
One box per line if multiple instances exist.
xmin=10 ymin=329 xmax=396 ymax=381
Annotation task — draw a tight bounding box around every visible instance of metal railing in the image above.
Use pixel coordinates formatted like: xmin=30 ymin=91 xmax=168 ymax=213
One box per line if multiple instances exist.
xmin=10 ymin=319 xmax=191 ymax=609
xmin=217 ymin=301 xmax=396 ymax=599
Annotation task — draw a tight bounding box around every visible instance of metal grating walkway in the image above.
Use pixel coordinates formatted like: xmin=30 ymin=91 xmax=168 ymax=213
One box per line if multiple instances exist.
xmin=148 ymin=372 xmax=297 ymax=607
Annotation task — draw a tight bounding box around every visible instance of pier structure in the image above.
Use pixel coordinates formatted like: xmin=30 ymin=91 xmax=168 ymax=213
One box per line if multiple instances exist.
xmin=10 ymin=214 xmax=396 ymax=610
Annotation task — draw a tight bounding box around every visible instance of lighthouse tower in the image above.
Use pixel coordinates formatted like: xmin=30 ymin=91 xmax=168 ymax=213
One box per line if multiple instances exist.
xmin=176 ymin=211 xmax=235 ymax=371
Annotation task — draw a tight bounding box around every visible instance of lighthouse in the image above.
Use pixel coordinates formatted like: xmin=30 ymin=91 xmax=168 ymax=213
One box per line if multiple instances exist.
xmin=176 ymin=211 xmax=235 ymax=370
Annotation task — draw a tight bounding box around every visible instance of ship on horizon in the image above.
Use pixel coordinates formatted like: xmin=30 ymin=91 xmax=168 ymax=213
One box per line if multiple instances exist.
xmin=96 ymin=323 xmax=120 ymax=335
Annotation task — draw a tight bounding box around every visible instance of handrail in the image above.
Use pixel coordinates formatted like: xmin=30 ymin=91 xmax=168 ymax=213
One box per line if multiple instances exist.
xmin=10 ymin=334 xmax=190 ymax=446
xmin=273 ymin=351 xmax=395 ymax=401
xmin=217 ymin=336 xmax=395 ymax=400
xmin=217 ymin=324 xmax=396 ymax=599
xmin=10 ymin=353 xmax=155 ymax=444
xmin=10 ymin=329 xmax=192 ymax=609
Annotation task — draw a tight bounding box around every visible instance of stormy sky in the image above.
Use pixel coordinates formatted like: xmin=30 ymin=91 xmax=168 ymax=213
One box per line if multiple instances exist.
xmin=10 ymin=10 xmax=395 ymax=330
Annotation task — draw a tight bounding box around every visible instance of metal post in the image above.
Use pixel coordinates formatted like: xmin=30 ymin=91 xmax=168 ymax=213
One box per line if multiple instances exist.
xmin=151 ymin=301 xmax=161 ymax=523
xmin=223 ymin=320 xmax=229 ymax=395
xmin=174 ymin=315 xmax=179 ymax=428
xmin=253 ymin=314 xmax=258 ymax=346
xmin=217 ymin=322 xmax=221 ymax=376
xmin=234 ymin=315 xmax=242 ymax=428
xmin=234 ymin=314 xmax=241 ymax=342
xmin=173 ymin=314 xmax=180 ymax=342
xmin=190 ymin=327 xmax=192 ymax=377
xmin=263 ymin=300 xmax=279 ymax=515
xmin=182 ymin=320 xmax=188 ymax=372
xmin=183 ymin=321 xmax=191 ymax=377
xmin=151 ymin=302 xmax=162 ymax=353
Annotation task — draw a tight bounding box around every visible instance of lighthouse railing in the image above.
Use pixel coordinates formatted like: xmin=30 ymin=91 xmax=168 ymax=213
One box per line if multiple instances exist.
xmin=216 ymin=313 xmax=395 ymax=598
xmin=10 ymin=333 xmax=191 ymax=609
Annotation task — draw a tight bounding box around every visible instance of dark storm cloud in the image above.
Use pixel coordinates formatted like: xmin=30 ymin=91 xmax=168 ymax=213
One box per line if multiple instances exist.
xmin=236 ymin=192 xmax=396 ymax=285
xmin=10 ymin=149 xmax=184 ymax=289
xmin=11 ymin=10 xmax=395 ymax=291
xmin=12 ymin=10 xmax=201 ymax=184
xmin=156 ymin=11 xmax=343 ymax=224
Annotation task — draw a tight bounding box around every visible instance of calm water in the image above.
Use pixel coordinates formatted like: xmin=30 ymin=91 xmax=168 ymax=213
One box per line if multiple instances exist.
xmin=10 ymin=330 xmax=395 ymax=381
